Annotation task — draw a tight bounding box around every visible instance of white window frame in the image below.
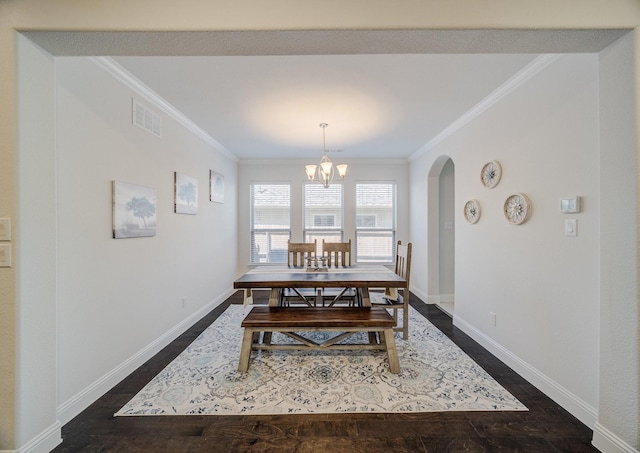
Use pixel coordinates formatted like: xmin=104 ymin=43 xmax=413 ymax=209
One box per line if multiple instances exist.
xmin=355 ymin=182 xmax=396 ymax=263
xmin=250 ymin=183 xmax=291 ymax=264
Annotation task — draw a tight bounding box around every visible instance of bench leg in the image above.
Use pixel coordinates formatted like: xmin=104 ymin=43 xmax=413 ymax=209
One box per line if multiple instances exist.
xmin=238 ymin=328 xmax=254 ymax=372
xmin=381 ymin=328 xmax=400 ymax=374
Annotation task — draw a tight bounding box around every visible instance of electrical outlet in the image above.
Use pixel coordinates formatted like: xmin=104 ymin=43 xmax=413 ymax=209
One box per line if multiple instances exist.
xmin=490 ymin=312 xmax=496 ymax=326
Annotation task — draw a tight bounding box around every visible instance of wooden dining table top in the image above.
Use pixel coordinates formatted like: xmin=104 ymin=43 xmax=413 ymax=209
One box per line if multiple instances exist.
xmin=233 ymin=266 xmax=407 ymax=289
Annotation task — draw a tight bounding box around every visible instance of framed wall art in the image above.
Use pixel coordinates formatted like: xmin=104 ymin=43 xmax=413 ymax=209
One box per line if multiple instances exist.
xmin=504 ymin=193 xmax=531 ymax=225
xmin=112 ymin=181 xmax=157 ymax=238
xmin=481 ymin=160 xmax=502 ymax=188
xmin=175 ymin=172 xmax=198 ymax=215
xmin=464 ymin=199 xmax=481 ymax=224
xmin=210 ymin=170 xmax=225 ymax=203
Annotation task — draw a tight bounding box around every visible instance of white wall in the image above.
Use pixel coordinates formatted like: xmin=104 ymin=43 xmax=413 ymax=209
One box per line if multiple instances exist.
xmin=594 ymin=31 xmax=639 ymax=451
xmin=237 ymin=160 xmax=409 ymax=274
xmin=411 ymin=54 xmax=602 ymax=427
xmin=54 ymin=57 xmax=238 ymax=422
xmin=15 ymin=34 xmax=61 ymax=452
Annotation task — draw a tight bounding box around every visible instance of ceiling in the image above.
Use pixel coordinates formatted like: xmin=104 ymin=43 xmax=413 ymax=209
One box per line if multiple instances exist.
xmin=112 ymin=53 xmax=539 ymax=161
xmin=26 ymin=29 xmax=628 ymax=162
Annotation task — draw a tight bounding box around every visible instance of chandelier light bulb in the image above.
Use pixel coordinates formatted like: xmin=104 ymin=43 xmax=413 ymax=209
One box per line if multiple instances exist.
xmin=304 ymin=123 xmax=347 ymax=188
xmin=336 ymin=164 xmax=348 ymax=178
xmin=305 ymin=165 xmax=317 ymax=180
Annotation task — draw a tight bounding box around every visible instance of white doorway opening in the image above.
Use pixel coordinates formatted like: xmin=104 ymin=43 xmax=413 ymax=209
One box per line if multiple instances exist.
xmin=426 ymin=156 xmax=455 ymax=316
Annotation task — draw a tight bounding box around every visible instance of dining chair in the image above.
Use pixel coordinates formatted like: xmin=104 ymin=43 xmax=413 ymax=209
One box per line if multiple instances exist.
xmin=371 ymin=240 xmax=412 ymax=339
xmin=322 ymin=239 xmax=352 ymax=267
xmin=321 ymin=239 xmax=357 ymax=306
xmin=287 ymin=240 xmax=317 ymax=267
xmin=283 ymin=240 xmax=318 ymax=306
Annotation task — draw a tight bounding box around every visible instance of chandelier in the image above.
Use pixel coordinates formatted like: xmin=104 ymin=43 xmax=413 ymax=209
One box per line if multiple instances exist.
xmin=305 ymin=123 xmax=347 ymax=188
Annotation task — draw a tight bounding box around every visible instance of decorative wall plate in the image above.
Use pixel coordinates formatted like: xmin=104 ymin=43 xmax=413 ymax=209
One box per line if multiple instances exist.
xmin=481 ymin=161 xmax=502 ymax=188
xmin=464 ymin=199 xmax=481 ymax=224
xmin=504 ymin=193 xmax=531 ymax=225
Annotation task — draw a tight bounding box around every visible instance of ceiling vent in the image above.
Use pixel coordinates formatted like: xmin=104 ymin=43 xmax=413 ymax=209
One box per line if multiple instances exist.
xmin=132 ymin=99 xmax=162 ymax=138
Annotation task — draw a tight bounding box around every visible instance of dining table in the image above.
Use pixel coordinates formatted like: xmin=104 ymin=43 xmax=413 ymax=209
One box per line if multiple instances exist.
xmin=233 ymin=265 xmax=406 ymax=307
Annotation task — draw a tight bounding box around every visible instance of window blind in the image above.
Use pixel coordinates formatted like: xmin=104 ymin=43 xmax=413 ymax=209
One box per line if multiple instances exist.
xmin=355 ymin=183 xmax=396 ymax=262
xmin=250 ymin=184 xmax=291 ymax=263
xmin=303 ymin=184 xmax=343 ymax=249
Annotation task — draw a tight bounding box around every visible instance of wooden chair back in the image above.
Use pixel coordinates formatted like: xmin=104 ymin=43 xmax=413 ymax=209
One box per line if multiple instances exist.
xmin=322 ymin=239 xmax=352 ymax=267
xmin=287 ymin=240 xmax=317 ymax=267
xmin=395 ymin=240 xmax=412 ymax=289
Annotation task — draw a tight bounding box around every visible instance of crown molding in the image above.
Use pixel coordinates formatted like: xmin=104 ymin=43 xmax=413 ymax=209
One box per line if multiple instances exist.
xmin=90 ymin=57 xmax=238 ymax=162
xmin=409 ymin=54 xmax=562 ymax=162
xmin=239 ymin=158 xmax=408 ymax=166
xmin=91 ymin=54 xmax=562 ymax=165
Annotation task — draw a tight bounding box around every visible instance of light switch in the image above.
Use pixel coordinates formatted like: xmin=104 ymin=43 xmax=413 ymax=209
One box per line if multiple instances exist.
xmin=565 ymin=219 xmax=577 ymax=237
xmin=0 ymin=244 xmax=12 ymax=267
xmin=0 ymin=218 xmax=10 ymax=241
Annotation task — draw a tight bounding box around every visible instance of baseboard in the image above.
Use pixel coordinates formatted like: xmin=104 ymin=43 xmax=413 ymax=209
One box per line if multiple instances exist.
xmin=57 ymin=289 xmax=235 ymax=425
xmin=439 ymin=293 xmax=455 ymax=303
xmin=592 ymin=423 xmax=639 ymax=453
xmin=453 ymin=314 xmax=598 ymax=429
xmin=1 ymin=420 xmax=62 ymax=453
xmin=407 ymin=286 xmax=425 ymax=302
xmin=410 ymin=286 xmax=436 ymax=304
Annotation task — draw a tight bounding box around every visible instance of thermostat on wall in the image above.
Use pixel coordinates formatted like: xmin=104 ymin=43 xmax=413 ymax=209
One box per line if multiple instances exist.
xmin=560 ymin=196 xmax=581 ymax=213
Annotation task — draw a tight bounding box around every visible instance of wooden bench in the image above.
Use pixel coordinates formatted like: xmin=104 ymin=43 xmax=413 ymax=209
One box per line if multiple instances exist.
xmin=238 ymin=306 xmax=401 ymax=373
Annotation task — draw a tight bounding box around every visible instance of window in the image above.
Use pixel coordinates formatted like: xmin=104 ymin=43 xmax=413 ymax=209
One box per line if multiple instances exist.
xmin=356 ymin=183 xmax=396 ymax=263
xmin=356 ymin=214 xmax=376 ymax=228
xmin=314 ymin=215 xmax=335 ymax=227
xmin=250 ymin=184 xmax=291 ymax=263
xmin=304 ymin=184 xmax=343 ymax=251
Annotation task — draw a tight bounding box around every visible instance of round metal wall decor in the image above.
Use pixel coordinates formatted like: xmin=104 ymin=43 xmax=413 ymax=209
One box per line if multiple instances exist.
xmin=464 ymin=199 xmax=481 ymax=224
xmin=504 ymin=193 xmax=531 ymax=225
xmin=481 ymin=160 xmax=502 ymax=189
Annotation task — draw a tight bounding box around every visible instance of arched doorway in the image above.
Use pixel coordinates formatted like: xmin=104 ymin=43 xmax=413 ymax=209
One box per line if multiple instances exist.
xmin=426 ymin=156 xmax=455 ymax=315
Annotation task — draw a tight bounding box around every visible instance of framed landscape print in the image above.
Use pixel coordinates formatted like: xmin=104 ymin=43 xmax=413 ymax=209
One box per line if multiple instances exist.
xmin=112 ymin=181 xmax=157 ymax=238
xmin=210 ymin=170 xmax=225 ymax=203
xmin=175 ymin=172 xmax=198 ymax=215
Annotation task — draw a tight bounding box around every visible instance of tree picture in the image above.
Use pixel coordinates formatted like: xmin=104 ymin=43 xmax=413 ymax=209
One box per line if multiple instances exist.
xmin=174 ymin=172 xmax=198 ymax=215
xmin=112 ymin=181 xmax=157 ymax=238
xmin=126 ymin=196 xmax=156 ymax=228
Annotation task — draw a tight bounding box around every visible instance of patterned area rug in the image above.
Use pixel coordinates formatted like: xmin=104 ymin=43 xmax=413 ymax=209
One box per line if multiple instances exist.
xmin=115 ymin=305 xmax=526 ymax=415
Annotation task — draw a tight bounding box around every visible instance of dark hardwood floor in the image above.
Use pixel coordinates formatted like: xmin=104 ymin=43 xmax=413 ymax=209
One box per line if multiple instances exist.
xmin=53 ymin=291 xmax=598 ymax=452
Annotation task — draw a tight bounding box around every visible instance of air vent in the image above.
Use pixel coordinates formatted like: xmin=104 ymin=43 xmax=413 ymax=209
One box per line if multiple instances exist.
xmin=132 ymin=99 xmax=162 ymax=137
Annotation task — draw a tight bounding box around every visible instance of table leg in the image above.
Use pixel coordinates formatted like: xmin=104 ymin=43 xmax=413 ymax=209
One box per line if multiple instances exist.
xmin=268 ymin=288 xmax=280 ymax=307
xmin=360 ymin=287 xmax=371 ymax=307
